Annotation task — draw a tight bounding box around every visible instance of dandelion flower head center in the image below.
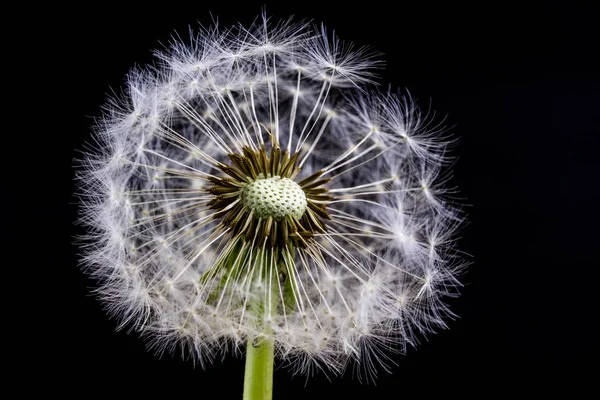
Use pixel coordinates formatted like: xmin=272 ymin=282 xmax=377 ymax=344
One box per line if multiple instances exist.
xmin=207 ymin=145 xmax=331 ymax=248
xmin=242 ymin=176 xmax=307 ymax=221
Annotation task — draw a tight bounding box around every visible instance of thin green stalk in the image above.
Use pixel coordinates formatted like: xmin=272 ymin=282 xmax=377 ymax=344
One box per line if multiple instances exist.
xmin=243 ymin=335 xmax=274 ymax=400
xmin=243 ymin=247 xmax=281 ymax=400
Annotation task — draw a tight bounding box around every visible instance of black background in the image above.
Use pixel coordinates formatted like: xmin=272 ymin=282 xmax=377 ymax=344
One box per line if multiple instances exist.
xmin=36 ymin=1 xmax=598 ymax=396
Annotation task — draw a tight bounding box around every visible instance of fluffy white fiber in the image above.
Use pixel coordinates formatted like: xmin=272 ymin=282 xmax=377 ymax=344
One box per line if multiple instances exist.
xmin=77 ymin=14 xmax=466 ymax=379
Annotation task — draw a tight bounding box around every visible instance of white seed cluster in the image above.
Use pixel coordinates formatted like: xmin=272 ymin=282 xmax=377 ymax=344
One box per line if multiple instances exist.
xmin=77 ymin=15 xmax=466 ymax=378
xmin=242 ymin=176 xmax=307 ymax=221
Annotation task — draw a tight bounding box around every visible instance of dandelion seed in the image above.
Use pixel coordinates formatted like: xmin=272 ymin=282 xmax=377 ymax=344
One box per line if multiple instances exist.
xmin=76 ymin=13 xmax=466 ymax=398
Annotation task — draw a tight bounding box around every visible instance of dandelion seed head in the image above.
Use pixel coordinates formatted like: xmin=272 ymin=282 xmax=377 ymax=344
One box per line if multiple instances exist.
xmin=76 ymin=13 xmax=467 ymax=377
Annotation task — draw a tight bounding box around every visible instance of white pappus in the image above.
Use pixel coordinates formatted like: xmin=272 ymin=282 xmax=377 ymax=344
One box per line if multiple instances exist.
xmin=76 ymin=14 xmax=467 ymax=380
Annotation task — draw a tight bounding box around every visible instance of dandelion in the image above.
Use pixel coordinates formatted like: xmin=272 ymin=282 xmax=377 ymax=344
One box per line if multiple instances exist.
xmin=77 ymin=14 xmax=466 ymax=399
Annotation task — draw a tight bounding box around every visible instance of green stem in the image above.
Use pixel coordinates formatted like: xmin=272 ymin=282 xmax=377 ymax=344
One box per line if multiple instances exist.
xmin=243 ymin=335 xmax=274 ymax=400
xmin=243 ymin=246 xmax=282 ymax=400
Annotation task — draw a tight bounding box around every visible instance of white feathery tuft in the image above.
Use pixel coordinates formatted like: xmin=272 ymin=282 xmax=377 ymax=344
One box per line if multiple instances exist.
xmin=76 ymin=14 xmax=467 ymax=377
